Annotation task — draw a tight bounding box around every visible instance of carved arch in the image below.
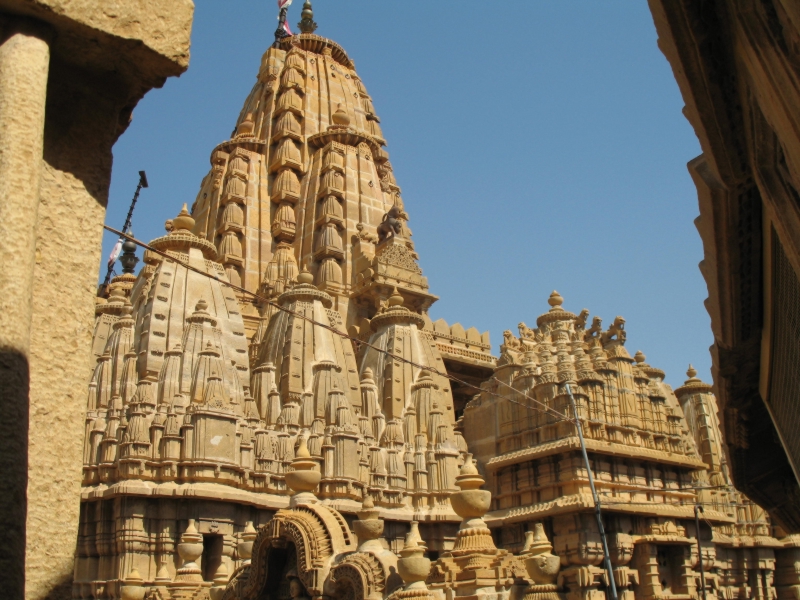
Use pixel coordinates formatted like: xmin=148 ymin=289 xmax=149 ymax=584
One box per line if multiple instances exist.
xmin=232 ymin=504 xmax=356 ymax=600
xmin=329 ymin=552 xmax=395 ymax=600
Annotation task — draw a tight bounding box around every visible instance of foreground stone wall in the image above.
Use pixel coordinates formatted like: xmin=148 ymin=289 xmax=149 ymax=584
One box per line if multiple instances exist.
xmin=0 ymin=2 xmax=193 ymax=598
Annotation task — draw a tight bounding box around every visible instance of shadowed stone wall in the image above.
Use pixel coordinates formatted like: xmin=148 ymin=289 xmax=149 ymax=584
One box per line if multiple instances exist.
xmin=0 ymin=2 xmax=193 ymax=597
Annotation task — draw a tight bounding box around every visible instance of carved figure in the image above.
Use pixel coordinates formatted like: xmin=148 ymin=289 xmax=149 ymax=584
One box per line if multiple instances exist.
xmin=518 ymin=322 xmax=536 ymax=340
xmin=377 ymin=205 xmax=404 ymax=242
xmin=503 ymin=330 xmax=521 ymax=350
xmin=575 ymin=309 xmax=590 ymax=331
xmin=288 ymin=577 xmax=310 ymax=600
xmin=584 ymin=316 xmax=602 ymax=342
xmin=601 ymin=316 xmax=626 ymax=346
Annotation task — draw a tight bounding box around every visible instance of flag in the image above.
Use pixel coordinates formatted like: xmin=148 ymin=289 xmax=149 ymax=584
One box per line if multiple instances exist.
xmin=107 ymin=238 xmax=123 ymax=268
xmin=278 ymin=0 xmax=292 ymax=8
xmin=283 ymin=20 xmax=293 ymax=36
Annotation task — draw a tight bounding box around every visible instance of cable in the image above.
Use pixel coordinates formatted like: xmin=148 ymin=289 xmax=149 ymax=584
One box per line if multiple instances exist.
xmin=103 ymin=225 xmax=575 ymax=425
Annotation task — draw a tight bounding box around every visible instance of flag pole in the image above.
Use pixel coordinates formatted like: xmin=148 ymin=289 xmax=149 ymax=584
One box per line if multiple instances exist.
xmin=101 ymin=170 xmax=148 ymax=291
xmin=274 ymin=2 xmax=291 ymax=47
xmin=565 ymin=382 xmax=619 ymax=600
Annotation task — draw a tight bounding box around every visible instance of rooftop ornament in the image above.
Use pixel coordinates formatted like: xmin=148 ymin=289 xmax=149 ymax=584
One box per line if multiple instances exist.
xmin=298 ymin=0 xmax=317 ymax=34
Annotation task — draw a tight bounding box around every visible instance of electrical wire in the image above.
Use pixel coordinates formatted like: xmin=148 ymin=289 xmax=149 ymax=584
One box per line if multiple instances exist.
xmin=102 ymin=227 xmax=760 ymax=526
xmin=103 ymin=225 xmax=575 ymax=425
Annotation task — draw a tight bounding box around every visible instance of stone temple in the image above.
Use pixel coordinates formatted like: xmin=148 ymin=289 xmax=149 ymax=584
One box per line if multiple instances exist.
xmin=78 ymin=5 xmax=800 ymax=600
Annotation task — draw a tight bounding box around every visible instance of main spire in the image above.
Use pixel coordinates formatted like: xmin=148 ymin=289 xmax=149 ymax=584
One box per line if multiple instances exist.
xmin=190 ymin=17 xmax=432 ymax=341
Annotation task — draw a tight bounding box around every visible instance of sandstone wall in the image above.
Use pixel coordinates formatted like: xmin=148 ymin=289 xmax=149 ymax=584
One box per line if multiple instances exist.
xmin=0 ymin=2 xmax=193 ymax=598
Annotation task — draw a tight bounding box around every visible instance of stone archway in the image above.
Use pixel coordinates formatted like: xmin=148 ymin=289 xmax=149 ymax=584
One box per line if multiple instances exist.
xmin=256 ymin=541 xmax=297 ymax=600
xmin=223 ymin=502 xmax=358 ymax=600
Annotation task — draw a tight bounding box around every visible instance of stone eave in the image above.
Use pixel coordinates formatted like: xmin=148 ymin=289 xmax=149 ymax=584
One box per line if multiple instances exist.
xmin=485 ymin=493 xmax=735 ymax=525
xmin=485 ymin=436 xmax=708 ymax=471
xmin=80 ymin=481 xmax=461 ymax=522
xmin=308 ymin=127 xmax=383 ymax=153
xmin=279 ymin=33 xmax=355 ymax=69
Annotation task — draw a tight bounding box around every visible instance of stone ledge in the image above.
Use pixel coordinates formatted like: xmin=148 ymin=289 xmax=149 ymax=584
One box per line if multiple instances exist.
xmin=486 ymin=436 xmax=708 ymax=470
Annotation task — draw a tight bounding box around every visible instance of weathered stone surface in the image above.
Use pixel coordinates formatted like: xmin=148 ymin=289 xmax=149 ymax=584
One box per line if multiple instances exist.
xmin=70 ymin=4 xmax=800 ymax=600
xmin=0 ymin=2 xmax=193 ymax=598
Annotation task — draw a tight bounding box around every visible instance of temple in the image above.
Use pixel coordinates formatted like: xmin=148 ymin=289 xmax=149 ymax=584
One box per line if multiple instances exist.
xmin=77 ymin=4 xmax=800 ymax=600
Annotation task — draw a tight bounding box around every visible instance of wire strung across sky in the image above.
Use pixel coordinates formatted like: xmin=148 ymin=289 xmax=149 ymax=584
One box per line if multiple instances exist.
xmin=103 ymin=225 xmax=575 ymax=425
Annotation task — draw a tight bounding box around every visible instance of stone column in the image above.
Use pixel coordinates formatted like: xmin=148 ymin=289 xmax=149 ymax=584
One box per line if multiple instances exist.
xmin=0 ymin=18 xmax=51 ymax=599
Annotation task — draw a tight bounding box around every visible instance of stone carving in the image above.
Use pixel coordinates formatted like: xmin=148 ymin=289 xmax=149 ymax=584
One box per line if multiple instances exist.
xmin=78 ymin=13 xmax=792 ymax=600
xmin=376 ymin=242 xmax=422 ymax=274
xmin=377 ymin=205 xmax=404 ymax=242
xmin=464 ymin=293 xmax=785 ymax=600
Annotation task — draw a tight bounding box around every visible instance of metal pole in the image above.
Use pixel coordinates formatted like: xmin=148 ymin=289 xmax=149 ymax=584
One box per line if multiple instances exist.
xmin=565 ymin=382 xmax=619 ymax=600
xmin=695 ymin=505 xmax=707 ymax=600
xmin=102 ymin=170 xmax=148 ymax=289
xmin=274 ymin=5 xmax=289 ymax=47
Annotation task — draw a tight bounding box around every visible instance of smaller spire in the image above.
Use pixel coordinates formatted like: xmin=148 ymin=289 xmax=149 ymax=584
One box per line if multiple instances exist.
xmin=297 ymin=0 xmax=317 ymax=34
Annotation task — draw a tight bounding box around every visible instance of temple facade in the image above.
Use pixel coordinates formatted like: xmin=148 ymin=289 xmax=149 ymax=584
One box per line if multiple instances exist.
xmin=77 ymin=5 xmax=800 ymax=600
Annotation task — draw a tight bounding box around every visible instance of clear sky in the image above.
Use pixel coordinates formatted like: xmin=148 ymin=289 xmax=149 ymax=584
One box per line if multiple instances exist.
xmin=102 ymin=1 xmax=708 ymax=389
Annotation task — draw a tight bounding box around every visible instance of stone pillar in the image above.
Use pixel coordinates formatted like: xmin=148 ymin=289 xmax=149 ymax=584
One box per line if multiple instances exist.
xmin=0 ymin=18 xmax=51 ymax=600
xmin=0 ymin=2 xmax=192 ymax=597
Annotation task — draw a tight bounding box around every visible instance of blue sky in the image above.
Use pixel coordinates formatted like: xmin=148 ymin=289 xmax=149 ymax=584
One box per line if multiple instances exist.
xmin=103 ymin=2 xmax=707 ymax=389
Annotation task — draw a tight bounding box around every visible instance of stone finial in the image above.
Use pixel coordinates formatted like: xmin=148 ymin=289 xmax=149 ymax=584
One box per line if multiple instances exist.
xmin=332 ymin=103 xmax=350 ymax=127
xmin=120 ymin=567 xmax=146 ymax=600
xmin=237 ymin=521 xmax=257 ymax=564
xmin=397 ymin=521 xmax=431 ymax=590
xmin=522 ymin=523 xmax=553 ymax=555
xmin=448 ymin=454 xmax=496 ymax=558
xmin=361 ymin=367 xmax=375 ymax=384
xmin=388 ymin=287 xmax=404 ymax=308
xmin=687 ymin=364 xmax=698 ymax=380
xmin=634 ymin=350 xmax=646 ymax=364
xmin=174 ymin=519 xmax=203 ymax=582
xmin=237 ymin=113 xmax=255 ymax=137
xmin=173 ymin=204 xmax=195 ymax=232
xmin=209 ymin=563 xmax=230 ymax=600
xmin=548 ymin=290 xmax=564 ymax=311
xmin=286 ymin=434 xmax=321 ymax=505
xmin=520 ymin=523 xmax=561 ymax=594
xmin=297 ymin=0 xmax=317 ymax=33
xmin=353 ymin=494 xmax=385 ymax=551
xmin=120 ymin=237 xmax=139 ymax=274
xmin=297 ymin=265 xmax=314 ymax=285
